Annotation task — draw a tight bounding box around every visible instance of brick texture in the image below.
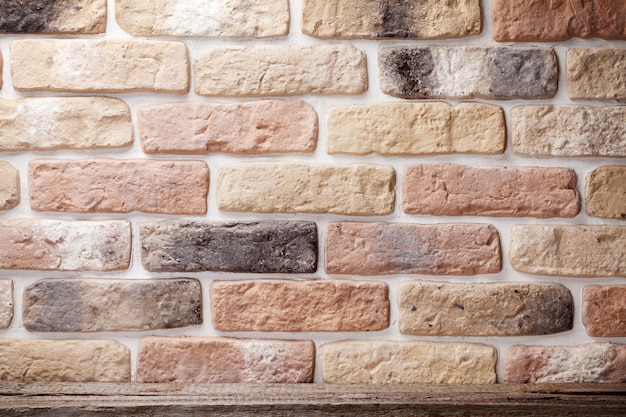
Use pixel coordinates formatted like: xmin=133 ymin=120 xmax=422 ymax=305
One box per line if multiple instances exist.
xmin=0 ymin=161 xmax=19 ymax=211
xmin=586 ymin=166 xmax=626 ymax=220
xmin=567 ymin=48 xmax=626 ymax=100
xmin=211 ymin=279 xmax=389 ymax=332
xmin=0 ymin=280 xmax=13 ymax=329
xmin=583 ymin=286 xmax=626 ymax=337
xmin=0 ymin=0 xmax=106 ymax=34
xmin=0 ymin=51 xmax=2 ymax=89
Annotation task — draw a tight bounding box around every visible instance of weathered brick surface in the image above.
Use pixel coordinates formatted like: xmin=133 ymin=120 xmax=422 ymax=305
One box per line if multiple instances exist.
xmin=115 ymin=0 xmax=289 ymax=37
xmin=512 ymin=105 xmax=626 ymax=157
xmin=327 ymin=102 xmax=505 ymax=156
xmin=493 ymin=0 xmax=626 ymax=41
xmin=0 ymin=219 xmax=130 ymax=271
xmin=211 ymin=279 xmax=389 ymax=332
xmin=0 ymin=97 xmax=133 ymax=151
xmin=0 ymin=280 xmax=13 ymax=329
xmin=0 ymin=161 xmax=19 ymax=211
xmin=23 ymin=278 xmax=201 ymax=332
xmin=510 ymin=225 xmax=626 ymax=277
xmin=504 ymin=343 xmax=626 ymax=383
xmin=11 ymin=40 xmax=189 ymax=94
xmin=586 ymin=166 xmax=626 ymax=220
xmin=322 ymin=340 xmax=497 ymax=384
xmin=0 ymin=51 xmax=2 ymax=89
xmin=326 ymin=222 xmax=501 ymax=275
xmin=140 ymin=221 xmax=317 ymax=273
xmin=379 ymin=46 xmax=558 ymax=99
xmin=302 ymin=0 xmax=480 ymax=39
xmin=403 ymin=164 xmax=579 ymax=218
xmin=398 ymin=281 xmax=573 ymax=336
xmin=583 ymin=286 xmax=626 ymax=337
xmin=0 ymin=339 xmax=130 ymax=382
xmin=137 ymin=337 xmax=314 ymax=383
xmin=195 ymin=45 xmax=367 ymax=96
xmin=217 ymin=163 xmax=395 ymax=215
xmin=29 ymin=159 xmax=209 ymax=214
xmin=138 ymin=100 xmax=317 ymax=154
xmin=0 ymin=0 xmax=106 ymax=34
xmin=567 ymin=48 xmax=626 ymax=100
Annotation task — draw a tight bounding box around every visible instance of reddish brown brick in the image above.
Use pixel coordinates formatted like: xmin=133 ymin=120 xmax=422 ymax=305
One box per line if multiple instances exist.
xmin=583 ymin=286 xmax=626 ymax=337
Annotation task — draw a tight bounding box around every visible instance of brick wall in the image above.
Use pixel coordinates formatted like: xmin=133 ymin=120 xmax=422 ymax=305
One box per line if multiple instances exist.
xmin=0 ymin=0 xmax=624 ymax=384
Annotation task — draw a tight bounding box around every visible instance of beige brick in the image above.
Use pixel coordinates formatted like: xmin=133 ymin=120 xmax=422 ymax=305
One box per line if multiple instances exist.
xmin=0 ymin=0 xmax=106 ymax=34
xmin=583 ymin=286 xmax=626 ymax=337
xmin=217 ymin=163 xmax=395 ymax=216
xmin=11 ymin=39 xmax=189 ymax=94
xmin=567 ymin=48 xmax=626 ymax=100
xmin=0 ymin=219 xmax=130 ymax=271
xmin=195 ymin=45 xmax=367 ymax=96
xmin=504 ymin=343 xmax=626 ymax=383
xmin=139 ymin=100 xmax=317 ymax=154
xmin=115 ymin=0 xmax=288 ymax=37
xmin=403 ymin=164 xmax=579 ymax=218
xmin=137 ymin=337 xmax=314 ymax=383
xmin=398 ymin=281 xmax=573 ymax=336
xmin=322 ymin=340 xmax=497 ymax=384
xmin=0 ymin=280 xmax=13 ymax=329
xmin=0 ymin=339 xmax=130 ymax=382
xmin=512 ymin=105 xmax=626 ymax=157
xmin=29 ymin=159 xmax=209 ymax=214
xmin=0 ymin=97 xmax=132 ymax=151
xmin=510 ymin=225 xmax=626 ymax=277
xmin=211 ymin=279 xmax=389 ymax=332
xmin=586 ymin=166 xmax=626 ymax=220
xmin=326 ymin=222 xmax=501 ymax=275
xmin=327 ymin=102 xmax=504 ymax=156
xmin=0 ymin=51 xmax=2 ymax=89
xmin=0 ymin=161 xmax=19 ymax=211
xmin=302 ymin=0 xmax=480 ymax=39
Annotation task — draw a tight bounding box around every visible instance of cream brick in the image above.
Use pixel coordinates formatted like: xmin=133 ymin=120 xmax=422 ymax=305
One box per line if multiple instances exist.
xmin=567 ymin=48 xmax=626 ymax=100
xmin=0 ymin=280 xmax=13 ymax=329
xmin=0 ymin=0 xmax=106 ymax=34
xmin=586 ymin=166 xmax=626 ymax=220
xmin=0 ymin=161 xmax=19 ymax=211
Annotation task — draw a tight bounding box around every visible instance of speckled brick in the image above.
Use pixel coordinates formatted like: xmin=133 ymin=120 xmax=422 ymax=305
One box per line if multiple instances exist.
xmin=586 ymin=166 xmax=626 ymax=220
xmin=567 ymin=48 xmax=626 ymax=100
xmin=0 ymin=161 xmax=19 ymax=211
xmin=0 ymin=0 xmax=106 ymax=34
xmin=583 ymin=286 xmax=626 ymax=337
xmin=0 ymin=280 xmax=13 ymax=329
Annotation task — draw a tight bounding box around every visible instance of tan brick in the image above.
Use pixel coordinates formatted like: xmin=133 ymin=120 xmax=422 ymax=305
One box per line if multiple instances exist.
xmin=137 ymin=337 xmax=314 ymax=383
xmin=586 ymin=166 xmax=626 ymax=220
xmin=512 ymin=105 xmax=626 ymax=157
xmin=217 ymin=163 xmax=395 ymax=216
xmin=302 ymin=0 xmax=480 ymax=39
xmin=0 ymin=0 xmax=106 ymax=34
xmin=322 ymin=340 xmax=497 ymax=384
xmin=327 ymin=102 xmax=504 ymax=156
xmin=11 ymin=39 xmax=189 ymax=94
xmin=510 ymin=225 xmax=626 ymax=277
xmin=403 ymin=164 xmax=579 ymax=218
xmin=0 ymin=51 xmax=2 ymax=89
xmin=399 ymin=281 xmax=573 ymax=336
xmin=139 ymin=100 xmax=317 ymax=154
xmin=567 ymin=48 xmax=626 ymax=100
xmin=0 ymin=161 xmax=19 ymax=211
xmin=326 ymin=222 xmax=501 ymax=275
xmin=211 ymin=279 xmax=389 ymax=332
xmin=504 ymin=343 xmax=626 ymax=383
xmin=0 ymin=339 xmax=130 ymax=382
xmin=0 ymin=97 xmax=132 ymax=151
xmin=115 ymin=0 xmax=288 ymax=37
xmin=583 ymin=286 xmax=626 ymax=337
xmin=195 ymin=45 xmax=367 ymax=96
xmin=29 ymin=159 xmax=209 ymax=214
xmin=0 ymin=280 xmax=13 ymax=329
xmin=0 ymin=219 xmax=130 ymax=271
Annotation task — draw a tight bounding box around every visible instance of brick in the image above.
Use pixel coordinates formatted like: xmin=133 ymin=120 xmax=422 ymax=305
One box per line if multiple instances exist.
xmin=567 ymin=48 xmax=626 ymax=100
xmin=493 ymin=0 xmax=626 ymax=42
xmin=512 ymin=105 xmax=626 ymax=157
xmin=217 ymin=163 xmax=395 ymax=215
xmin=326 ymin=222 xmax=501 ymax=276
xmin=0 ymin=161 xmax=19 ymax=211
xmin=586 ymin=166 xmax=626 ymax=220
xmin=510 ymin=225 xmax=626 ymax=277
xmin=302 ymin=0 xmax=480 ymax=39
xmin=327 ymin=102 xmax=505 ymax=156
xmin=11 ymin=39 xmax=189 ymax=94
xmin=0 ymin=219 xmax=130 ymax=271
xmin=379 ymin=46 xmax=558 ymax=99
xmin=398 ymin=281 xmax=573 ymax=337
xmin=0 ymin=0 xmax=106 ymax=34
xmin=138 ymin=100 xmax=317 ymax=155
xmin=504 ymin=343 xmax=626 ymax=383
xmin=23 ymin=278 xmax=201 ymax=332
xmin=29 ymin=159 xmax=209 ymax=215
xmin=322 ymin=340 xmax=497 ymax=384
xmin=140 ymin=221 xmax=317 ymax=273
xmin=0 ymin=97 xmax=132 ymax=151
xmin=0 ymin=51 xmax=2 ymax=89
xmin=115 ymin=0 xmax=288 ymax=37
xmin=195 ymin=45 xmax=367 ymax=96
xmin=0 ymin=339 xmax=130 ymax=382
xmin=211 ymin=279 xmax=389 ymax=332
xmin=583 ymin=286 xmax=626 ymax=337
xmin=403 ymin=164 xmax=579 ymax=218
xmin=137 ymin=337 xmax=314 ymax=383
xmin=0 ymin=280 xmax=13 ymax=329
